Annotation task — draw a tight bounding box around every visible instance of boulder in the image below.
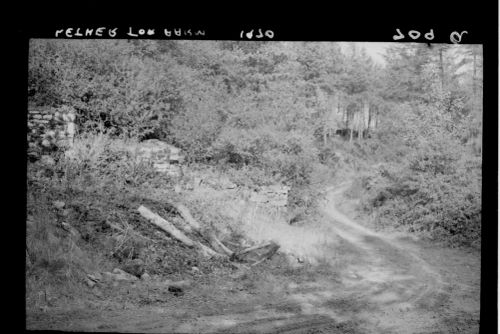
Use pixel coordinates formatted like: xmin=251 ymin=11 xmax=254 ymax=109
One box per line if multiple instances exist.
xmin=53 ymin=201 xmax=65 ymax=209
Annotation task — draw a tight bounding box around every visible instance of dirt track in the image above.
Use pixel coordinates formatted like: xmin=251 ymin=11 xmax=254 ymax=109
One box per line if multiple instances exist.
xmin=26 ymin=184 xmax=480 ymax=333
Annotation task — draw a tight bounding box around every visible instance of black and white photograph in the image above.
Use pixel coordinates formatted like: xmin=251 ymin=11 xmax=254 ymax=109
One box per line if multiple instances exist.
xmin=23 ymin=23 xmax=491 ymax=333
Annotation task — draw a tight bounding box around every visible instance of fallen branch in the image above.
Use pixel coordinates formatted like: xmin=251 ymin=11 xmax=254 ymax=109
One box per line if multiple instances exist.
xmin=207 ymin=232 xmax=235 ymax=256
xmin=171 ymin=202 xmax=201 ymax=232
xmin=232 ymin=241 xmax=280 ymax=265
xmin=168 ymin=202 xmax=234 ymax=257
xmin=222 ymin=240 xmax=241 ymax=248
xmin=251 ymin=256 xmax=270 ymax=267
xmin=196 ymin=241 xmax=225 ymax=258
xmin=138 ymin=205 xmax=225 ymax=259
xmin=137 ymin=205 xmax=195 ymax=247
xmin=236 ymin=241 xmax=277 ymax=256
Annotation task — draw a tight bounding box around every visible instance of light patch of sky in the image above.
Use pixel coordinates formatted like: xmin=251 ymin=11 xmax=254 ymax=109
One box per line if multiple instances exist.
xmin=337 ymin=42 xmax=394 ymax=66
xmin=360 ymin=42 xmax=392 ymax=65
xmin=337 ymin=42 xmax=477 ymax=71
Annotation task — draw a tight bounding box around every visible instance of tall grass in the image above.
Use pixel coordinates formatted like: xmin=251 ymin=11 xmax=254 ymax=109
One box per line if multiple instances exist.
xmin=51 ymin=131 xmax=165 ymax=194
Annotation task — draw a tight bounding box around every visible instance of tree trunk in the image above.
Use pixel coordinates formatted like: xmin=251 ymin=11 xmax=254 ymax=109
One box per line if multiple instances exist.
xmin=439 ymin=48 xmax=445 ymax=90
xmin=364 ymin=101 xmax=370 ymax=132
xmin=367 ymin=106 xmax=372 ymax=137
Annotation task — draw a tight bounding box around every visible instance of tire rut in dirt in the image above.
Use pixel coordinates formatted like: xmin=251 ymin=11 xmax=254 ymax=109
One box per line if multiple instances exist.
xmin=217 ymin=314 xmax=363 ymax=334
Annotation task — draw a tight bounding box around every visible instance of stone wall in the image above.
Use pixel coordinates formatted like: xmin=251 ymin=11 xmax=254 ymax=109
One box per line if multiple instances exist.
xmin=135 ymin=139 xmax=184 ymax=176
xmin=27 ymin=106 xmax=76 ymax=160
xmin=249 ymin=184 xmax=290 ymax=208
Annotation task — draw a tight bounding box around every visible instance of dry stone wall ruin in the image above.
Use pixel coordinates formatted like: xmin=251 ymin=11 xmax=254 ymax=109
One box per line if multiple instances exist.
xmin=27 ymin=107 xmax=184 ymax=176
xmin=27 ymin=107 xmax=289 ymax=209
xmin=249 ymin=185 xmax=290 ymax=208
xmin=135 ymin=139 xmax=184 ymax=176
xmin=27 ymin=106 xmax=76 ymax=160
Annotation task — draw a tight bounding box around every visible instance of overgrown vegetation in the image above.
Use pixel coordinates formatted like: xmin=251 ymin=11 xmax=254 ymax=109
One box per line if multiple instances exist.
xmin=27 ymin=40 xmax=482 ymax=299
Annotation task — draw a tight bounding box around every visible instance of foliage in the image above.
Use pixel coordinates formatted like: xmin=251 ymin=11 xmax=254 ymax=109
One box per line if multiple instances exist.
xmin=28 ymin=40 xmax=482 ymax=247
xmin=29 ymin=40 xmax=184 ymax=139
xmin=358 ymin=153 xmax=481 ymax=247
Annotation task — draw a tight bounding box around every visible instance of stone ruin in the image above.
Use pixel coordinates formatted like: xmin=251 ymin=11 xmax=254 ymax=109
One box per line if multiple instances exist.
xmin=135 ymin=139 xmax=184 ymax=177
xmin=249 ymin=184 xmax=291 ymax=208
xmin=27 ymin=106 xmax=76 ymax=161
xmin=27 ymin=107 xmax=184 ymax=177
xmin=27 ymin=106 xmax=286 ymax=206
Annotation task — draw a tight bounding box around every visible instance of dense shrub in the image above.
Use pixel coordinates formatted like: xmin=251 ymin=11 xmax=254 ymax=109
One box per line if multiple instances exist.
xmin=359 ymin=154 xmax=481 ymax=247
xmin=29 ymin=40 xmax=186 ymax=139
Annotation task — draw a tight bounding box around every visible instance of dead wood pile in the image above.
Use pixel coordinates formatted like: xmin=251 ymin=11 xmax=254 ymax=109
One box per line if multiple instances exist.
xmin=137 ymin=203 xmax=279 ymax=266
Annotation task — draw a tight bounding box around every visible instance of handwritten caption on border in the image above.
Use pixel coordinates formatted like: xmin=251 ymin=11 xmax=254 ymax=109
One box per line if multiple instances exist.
xmin=239 ymin=29 xmax=274 ymax=40
xmin=393 ymin=29 xmax=468 ymax=44
xmin=54 ymin=27 xmax=206 ymax=38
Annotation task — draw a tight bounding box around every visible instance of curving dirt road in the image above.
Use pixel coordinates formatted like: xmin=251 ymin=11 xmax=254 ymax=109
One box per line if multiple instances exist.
xmin=26 ymin=183 xmax=480 ymax=333
xmin=317 ymin=184 xmax=453 ymax=333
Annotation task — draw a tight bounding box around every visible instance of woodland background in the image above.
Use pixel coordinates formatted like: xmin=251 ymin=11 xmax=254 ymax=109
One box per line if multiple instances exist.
xmin=28 ymin=40 xmax=482 ymax=247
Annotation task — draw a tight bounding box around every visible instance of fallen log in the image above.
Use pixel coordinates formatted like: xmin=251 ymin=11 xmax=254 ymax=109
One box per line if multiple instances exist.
xmin=137 ymin=205 xmax=195 ymax=247
xmin=207 ymin=232 xmax=235 ymax=257
xmin=139 ymin=204 xmax=277 ymax=264
xmin=231 ymin=241 xmax=280 ymax=265
xmin=138 ymin=205 xmax=225 ymax=259
xmin=236 ymin=241 xmax=277 ymax=256
xmin=168 ymin=202 xmax=235 ymax=257
xmin=195 ymin=240 xmax=225 ymax=258
xmin=171 ymin=202 xmax=201 ymax=232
